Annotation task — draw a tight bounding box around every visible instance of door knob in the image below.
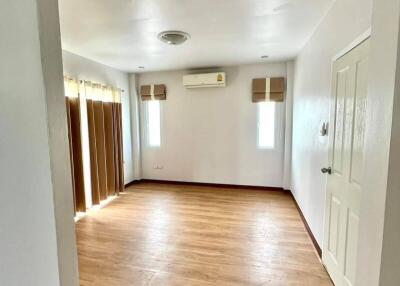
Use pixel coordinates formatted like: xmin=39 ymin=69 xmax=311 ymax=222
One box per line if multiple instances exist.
xmin=321 ymin=167 xmax=332 ymax=174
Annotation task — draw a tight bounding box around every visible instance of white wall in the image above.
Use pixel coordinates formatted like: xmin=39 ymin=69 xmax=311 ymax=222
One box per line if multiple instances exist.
xmin=62 ymin=50 xmax=136 ymax=184
xmin=356 ymin=0 xmax=400 ymax=285
xmin=137 ymin=63 xmax=292 ymax=187
xmin=292 ymin=0 xmax=373 ymax=246
xmin=379 ymin=21 xmax=400 ymax=284
xmin=283 ymin=61 xmax=294 ymax=190
xmin=129 ymin=74 xmax=142 ymax=180
xmin=0 ymin=0 xmax=78 ymax=285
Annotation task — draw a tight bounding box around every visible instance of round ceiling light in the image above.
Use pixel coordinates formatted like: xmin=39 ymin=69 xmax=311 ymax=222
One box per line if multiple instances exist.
xmin=158 ymin=31 xmax=191 ymax=45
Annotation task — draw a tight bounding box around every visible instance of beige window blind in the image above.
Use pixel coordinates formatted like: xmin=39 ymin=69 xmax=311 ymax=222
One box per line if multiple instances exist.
xmin=140 ymin=84 xmax=167 ymax=100
xmin=252 ymin=77 xmax=285 ymax=102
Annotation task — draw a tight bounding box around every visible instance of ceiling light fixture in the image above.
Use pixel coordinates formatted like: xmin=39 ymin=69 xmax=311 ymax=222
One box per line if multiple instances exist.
xmin=261 ymin=55 xmax=269 ymax=59
xmin=138 ymin=66 xmax=145 ymax=69
xmin=158 ymin=31 xmax=191 ymax=45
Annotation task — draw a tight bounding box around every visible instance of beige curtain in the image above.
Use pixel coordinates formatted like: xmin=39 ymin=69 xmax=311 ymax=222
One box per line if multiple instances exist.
xmin=64 ymin=77 xmax=125 ymax=215
xmin=84 ymin=82 xmax=124 ymax=202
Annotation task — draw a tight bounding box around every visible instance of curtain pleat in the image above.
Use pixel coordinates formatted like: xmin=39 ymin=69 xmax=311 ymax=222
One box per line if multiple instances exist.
xmin=112 ymin=103 xmax=120 ymax=195
xmin=112 ymin=102 xmax=124 ymax=194
xmin=116 ymin=103 xmax=124 ymax=192
xmin=87 ymin=99 xmax=100 ymax=205
xmin=93 ymin=100 xmax=108 ymax=201
xmin=65 ymin=98 xmax=77 ymax=215
xmin=103 ymin=102 xmax=116 ymax=196
xmin=65 ymin=96 xmax=86 ymax=212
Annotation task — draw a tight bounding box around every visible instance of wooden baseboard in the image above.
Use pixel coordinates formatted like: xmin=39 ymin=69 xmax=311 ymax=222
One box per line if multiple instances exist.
xmin=288 ymin=191 xmax=322 ymax=258
xmin=127 ymin=179 xmax=286 ymax=192
xmin=124 ymin=179 xmax=321 ymax=258
xmin=124 ymin=180 xmax=142 ymax=188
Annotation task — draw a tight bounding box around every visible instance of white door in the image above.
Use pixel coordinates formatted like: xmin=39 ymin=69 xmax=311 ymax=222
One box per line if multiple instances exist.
xmin=322 ymin=38 xmax=370 ymax=286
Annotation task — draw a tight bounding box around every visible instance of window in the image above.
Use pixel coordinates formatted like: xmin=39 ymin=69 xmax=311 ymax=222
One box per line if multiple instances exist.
xmin=146 ymin=100 xmax=161 ymax=147
xmin=257 ymin=102 xmax=275 ymax=149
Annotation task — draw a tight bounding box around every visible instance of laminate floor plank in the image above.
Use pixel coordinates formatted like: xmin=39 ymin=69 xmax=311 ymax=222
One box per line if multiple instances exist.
xmin=76 ymin=182 xmax=333 ymax=285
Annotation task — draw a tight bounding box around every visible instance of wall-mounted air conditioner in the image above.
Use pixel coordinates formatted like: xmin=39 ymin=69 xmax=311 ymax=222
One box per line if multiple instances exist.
xmin=183 ymin=72 xmax=226 ymax=88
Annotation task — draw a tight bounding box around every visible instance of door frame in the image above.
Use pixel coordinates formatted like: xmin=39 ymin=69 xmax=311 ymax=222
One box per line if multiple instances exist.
xmin=332 ymin=28 xmax=371 ymax=62
xmin=322 ymin=28 xmax=372 ymax=276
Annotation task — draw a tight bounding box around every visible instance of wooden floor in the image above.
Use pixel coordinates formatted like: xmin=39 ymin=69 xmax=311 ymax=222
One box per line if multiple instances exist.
xmin=76 ymin=182 xmax=333 ymax=286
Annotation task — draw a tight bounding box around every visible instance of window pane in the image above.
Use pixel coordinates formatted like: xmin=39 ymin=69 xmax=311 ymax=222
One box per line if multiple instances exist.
xmin=258 ymin=102 xmax=275 ymax=148
xmin=147 ymin=101 xmax=160 ymax=147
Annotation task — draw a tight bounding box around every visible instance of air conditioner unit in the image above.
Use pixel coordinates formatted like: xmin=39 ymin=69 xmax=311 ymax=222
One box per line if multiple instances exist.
xmin=183 ymin=72 xmax=226 ymax=88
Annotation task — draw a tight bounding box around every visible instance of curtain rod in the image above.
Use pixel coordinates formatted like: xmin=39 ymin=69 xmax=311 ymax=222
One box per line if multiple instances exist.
xmin=78 ymin=79 xmax=125 ymax=92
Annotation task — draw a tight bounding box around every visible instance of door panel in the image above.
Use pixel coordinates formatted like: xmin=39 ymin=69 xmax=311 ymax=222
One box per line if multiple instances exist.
xmin=350 ymin=58 xmax=369 ymax=184
xmin=344 ymin=210 xmax=359 ymax=285
xmin=328 ymin=196 xmax=341 ymax=260
xmin=332 ymin=69 xmax=348 ymax=175
xmin=323 ymin=38 xmax=370 ymax=286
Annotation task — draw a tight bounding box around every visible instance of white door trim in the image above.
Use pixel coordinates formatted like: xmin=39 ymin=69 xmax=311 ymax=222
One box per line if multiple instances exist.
xmin=332 ymin=28 xmax=371 ymax=61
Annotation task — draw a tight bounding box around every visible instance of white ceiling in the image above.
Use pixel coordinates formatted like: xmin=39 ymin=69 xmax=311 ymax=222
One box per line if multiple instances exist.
xmin=59 ymin=0 xmax=334 ymax=73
